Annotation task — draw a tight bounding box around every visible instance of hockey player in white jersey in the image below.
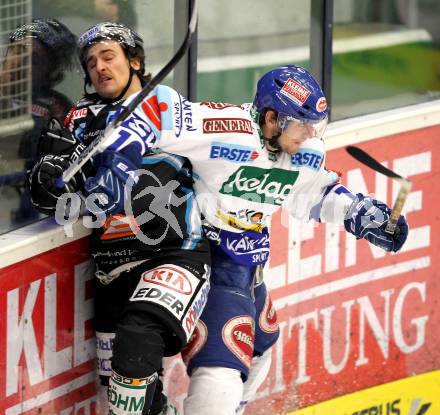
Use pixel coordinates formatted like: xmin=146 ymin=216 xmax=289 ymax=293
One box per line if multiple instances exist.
xmin=57 ymin=64 xmax=408 ymax=414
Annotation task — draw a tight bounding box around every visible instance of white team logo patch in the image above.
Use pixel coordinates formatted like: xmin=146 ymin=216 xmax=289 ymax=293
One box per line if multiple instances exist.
xmin=316 ymin=96 xmax=327 ymax=112
xmin=280 ymin=78 xmax=311 ymax=106
xmin=89 ymin=104 xmax=106 ymax=116
xmin=142 ymin=265 xmax=194 ymax=294
xmin=130 ymin=265 xmax=200 ymax=321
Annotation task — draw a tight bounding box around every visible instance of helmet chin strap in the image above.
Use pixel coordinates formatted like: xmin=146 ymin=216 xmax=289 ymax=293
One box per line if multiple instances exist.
xmin=113 ymin=65 xmax=135 ymax=102
xmin=264 ymin=132 xmax=282 ymax=152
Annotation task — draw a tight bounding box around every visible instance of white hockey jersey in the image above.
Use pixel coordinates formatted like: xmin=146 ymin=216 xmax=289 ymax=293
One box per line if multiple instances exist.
xmin=104 ymin=85 xmax=354 ymax=263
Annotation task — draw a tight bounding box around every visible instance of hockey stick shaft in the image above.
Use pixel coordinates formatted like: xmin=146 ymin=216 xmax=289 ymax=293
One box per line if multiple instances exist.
xmin=346 ymin=145 xmax=411 ymax=234
xmin=385 ymin=178 xmax=411 ymax=234
xmin=61 ymin=0 xmax=198 ymax=183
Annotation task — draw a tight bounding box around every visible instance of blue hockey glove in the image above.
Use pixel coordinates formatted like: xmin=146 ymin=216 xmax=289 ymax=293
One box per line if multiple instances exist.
xmin=344 ymin=193 xmax=408 ymax=252
xmin=84 ymin=144 xmax=141 ymax=215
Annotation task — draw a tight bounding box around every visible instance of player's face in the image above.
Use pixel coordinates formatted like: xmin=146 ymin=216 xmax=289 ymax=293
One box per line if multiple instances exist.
xmin=277 ymin=120 xmax=315 ymax=155
xmin=85 ymin=40 xmax=141 ymax=99
xmin=263 ymin=110 xmax=314 ymax=155
xmin=263 ymin=111 xmax=327 ymax=155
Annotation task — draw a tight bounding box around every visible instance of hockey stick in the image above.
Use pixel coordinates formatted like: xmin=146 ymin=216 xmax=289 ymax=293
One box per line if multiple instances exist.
xmin=60 ymin=0 xmax=199 ymax=184
xmin=346 ymin=145 xmax=412 ymax=234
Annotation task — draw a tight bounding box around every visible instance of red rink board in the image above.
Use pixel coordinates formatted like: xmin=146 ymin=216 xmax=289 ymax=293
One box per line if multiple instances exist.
xmin=0 ymin=238 xmax=97 ymax=415
xmin=164 ymin=125 xmax=440 ymax=413
xmin=244 ymin=125 xmax=440 ymax=413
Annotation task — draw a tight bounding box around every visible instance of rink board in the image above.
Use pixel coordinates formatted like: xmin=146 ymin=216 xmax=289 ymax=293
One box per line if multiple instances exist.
xmin=287 ymin=369 xmax=440 ymax=415
xmin=0 ymin=238 xmax=97 ymax=415
xmin=238 ymin=125 xmax=440 ymax=414
xmin=0 ymin=124 xmax=439 ymax=414
xmin=163 ymin=124 xmax=440 ymax=413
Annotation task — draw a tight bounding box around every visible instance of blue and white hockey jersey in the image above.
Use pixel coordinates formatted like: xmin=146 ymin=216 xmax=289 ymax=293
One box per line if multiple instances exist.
xmin=101 ymin=85 xmax=354 ymax=265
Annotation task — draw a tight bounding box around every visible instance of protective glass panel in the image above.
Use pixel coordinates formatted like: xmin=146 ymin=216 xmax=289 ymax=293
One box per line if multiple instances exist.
xmin=197 ymin=0 xmax=312 ymax=103
xmin=0 ymin=0 xmax=33 ymax=234
xmin=332 ymin=0 xmax=440 ymax=120
xmin=0 ymin=0 xmax=174 ymax=234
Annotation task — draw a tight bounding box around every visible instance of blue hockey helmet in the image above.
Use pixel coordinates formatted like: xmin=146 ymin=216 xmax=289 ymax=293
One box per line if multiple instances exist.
xmin=253 ymin=65 xmax=328 ymax=139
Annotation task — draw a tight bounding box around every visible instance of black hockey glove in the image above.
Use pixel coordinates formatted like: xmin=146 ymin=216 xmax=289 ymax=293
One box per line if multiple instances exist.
xmin=28 ymin=118 xmax=90 ymax=215
xmin=38 ymin=118 xmax=77 ymax=158
xmin=38 ymin=117 xmax=91 ymax=180
xmin=28 ymin=154 xmax=78 ymax=215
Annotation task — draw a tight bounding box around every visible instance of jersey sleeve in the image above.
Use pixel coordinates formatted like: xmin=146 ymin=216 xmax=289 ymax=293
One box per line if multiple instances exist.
xmin=311 ymin=181 xmax=357 ymax=223
xmin=284 ymin=168 xmax=335 ymax=220
xmin=286 ymin=172 xmax=357 ymax=223
xmin=103 ymin=85 xmax=252 ymax=159
xmin=153 ymin=85 xmax=244 ymax=156
xmin=284 ymin=137 xmax=356 ymax=224
xmin=63 ymin=97 xmax=90 ymax=143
